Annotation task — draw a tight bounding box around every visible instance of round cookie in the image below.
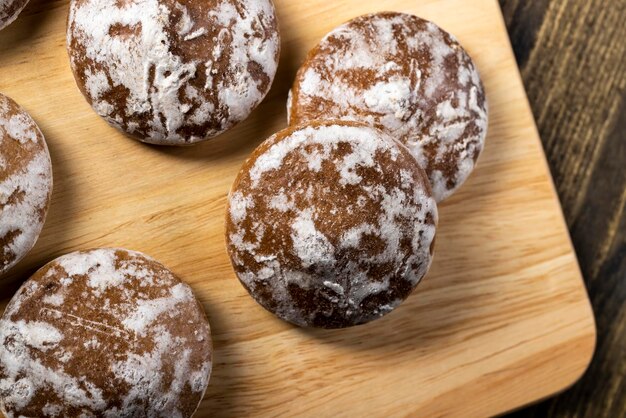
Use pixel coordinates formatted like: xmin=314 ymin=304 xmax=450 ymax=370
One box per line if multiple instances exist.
xmin=0 ymin=0 xmax=28 ymax=31
xmin=0 ymin=93 xmax=53 ymax=277
xmin=226 ymin=121 xmax=438 ymax=328
xmin=0 ymin=248 xmax=213 ymax=417
xmin=67 ymin=0 xmax=280 ymax=146
xmin=288 ymin=12 xmax=488 ymax=202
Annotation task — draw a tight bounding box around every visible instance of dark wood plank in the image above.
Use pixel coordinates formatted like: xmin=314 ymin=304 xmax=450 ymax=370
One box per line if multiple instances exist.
xmin=499 ymin=0 xmax=626 ymax=417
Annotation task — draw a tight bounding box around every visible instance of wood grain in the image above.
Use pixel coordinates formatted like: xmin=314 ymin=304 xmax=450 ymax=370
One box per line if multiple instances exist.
xmin=0 ymin=0 xmax=596 ymax=416
xmin=499 ymin=0 xmax=626 ymax=417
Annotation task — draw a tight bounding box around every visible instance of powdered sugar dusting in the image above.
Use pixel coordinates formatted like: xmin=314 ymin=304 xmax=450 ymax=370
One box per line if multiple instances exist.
xmin=291 ymin=209 xmax=336 ymax=268
xmin=211 ymin=0 xmax=279 ymax=122
xmin=0 ymin=318 xmax=107 ymax=413
xmin=122 ymin=283 xmax=194 ymax=336
xmin=0 ymin=94 xmax=53 ymax=277
xmin=249 ymin=124 xmax=386 ymax=187
xmin=229 ymin=191 xmax=254 ymax=224
xmin=0 ymin=0 xmax=28 ymax=31
xmin=55 ymin=248 xmax=168 ymax=298
xmin=227 ymin=122 xmax=438 ymax=328
xmin=268 ymin=189 xmax=293 ymax=212
xmin=67 ymin=0 xmax=280 ymax=145
xmin=289 ymin=12 xmax=488 ymax=202
xmin=5 ymin=113 xmax=38 ymax=144
xmin=0 ymin=248 xmax=212 ymax=417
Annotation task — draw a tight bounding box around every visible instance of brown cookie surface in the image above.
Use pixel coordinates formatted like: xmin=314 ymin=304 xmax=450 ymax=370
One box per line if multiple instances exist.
xmin=0 ymin=0 xmax=28 ymax=31
xmin=0 ymin=248 xmax=213 ymax=417
xmin=67 ymin=0 xmax=280 ymax=145
xmin=226 ymin=121 xmax=438 ymax=328
xmin=0 ymin=93 xmax=53 ymax=277
xmin=288 ymin=12 xmax=488 ymax=202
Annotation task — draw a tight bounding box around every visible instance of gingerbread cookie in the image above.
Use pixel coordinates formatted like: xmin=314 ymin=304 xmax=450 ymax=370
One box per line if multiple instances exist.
xmin=0 ymin=248 xmax=212 ymax=417
xmin=0 ymin=93 xmax=53 ymax=277
xmin=67 ymin=0 xmax=280 ymax=145
xmin=288 ymin=12 xmax=488 ymax=201
xmin=0 ymin=0 xmax=28 ymax=31
xmin=226 ymin=121 xmax=438 ymax=328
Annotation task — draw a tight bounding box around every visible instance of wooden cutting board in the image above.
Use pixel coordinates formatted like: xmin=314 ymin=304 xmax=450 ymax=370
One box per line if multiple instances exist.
xmin=0 ymin=0 xmax=596 ymax=416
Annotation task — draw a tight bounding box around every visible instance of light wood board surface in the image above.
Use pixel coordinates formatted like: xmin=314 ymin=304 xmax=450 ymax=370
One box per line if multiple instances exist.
xmin=0 ymin=0 xmax=596 ymax=417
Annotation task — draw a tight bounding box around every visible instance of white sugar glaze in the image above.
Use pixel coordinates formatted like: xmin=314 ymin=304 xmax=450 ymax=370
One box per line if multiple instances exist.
xmin=289 ymin=13 xmax=488 ymax=201
xmin=0 ymin=94 xmax=53 ymax=277
xmin=227 ymin=123 xmax=438 ymax=327
xmin=67 ymin=0 xmax=280 ymax=145
xmin=0 ymin=0 xmax=28 ymax=31
xmin=0 ymin=248 xmax=212 ymax=417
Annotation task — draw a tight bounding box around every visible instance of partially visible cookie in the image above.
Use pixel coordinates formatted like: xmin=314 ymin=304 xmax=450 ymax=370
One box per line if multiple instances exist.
xmin=0 ymin=248 xmax=213 ymax=417
xmin=288 ymin=12 xmax=488 ymax=201
xmin=67 ymin=0 xmax=281 ymax=145
xmin=226 ymin=121 xmax=438 ymax=328
xmin=0 ymin=0 xmax=28 ymax=31
xmin=0 ymin=93 xmax=53 ymax=277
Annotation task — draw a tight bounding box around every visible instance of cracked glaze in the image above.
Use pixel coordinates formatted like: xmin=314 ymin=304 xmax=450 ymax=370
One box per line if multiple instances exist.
xmin=0 ymin=0 xmax=28 ymax=31
xmin=0 ymin=248 xmax=212 ymax=417
xmin=226 ymin=121 xmax=438 ymax=328
xmin=288 ymin=12 xmax=488 ymax=201
xmin=67 ymin=0 xmax=280 ymax=145
xmin=0 ymin=93 xmax=53 ymax=277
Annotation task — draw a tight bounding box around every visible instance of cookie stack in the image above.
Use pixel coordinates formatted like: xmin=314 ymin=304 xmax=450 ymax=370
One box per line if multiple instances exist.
xmin=226 ymin=12 xmax=487 ymax=328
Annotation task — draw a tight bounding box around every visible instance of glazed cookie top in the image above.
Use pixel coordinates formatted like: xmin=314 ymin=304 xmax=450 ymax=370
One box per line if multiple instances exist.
xmin=67 ymin=0 xmax=280 ymax=145
xmin=0 ymin=93 xmax=53 ymax=277
xmin=0 ymin=0 xmax=29 ymax=31
xmin=0 ymin=248 xmax=212 ymax=417
xmin=288 ymin=12 xmax=488 ymax=201
xmin=226 ymin=121 xmax=438 ymax=328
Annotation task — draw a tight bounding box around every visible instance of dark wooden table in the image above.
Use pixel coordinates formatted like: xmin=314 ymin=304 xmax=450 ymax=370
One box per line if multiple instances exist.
xmin=499 ymin=1 xmax=625 ymax=417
